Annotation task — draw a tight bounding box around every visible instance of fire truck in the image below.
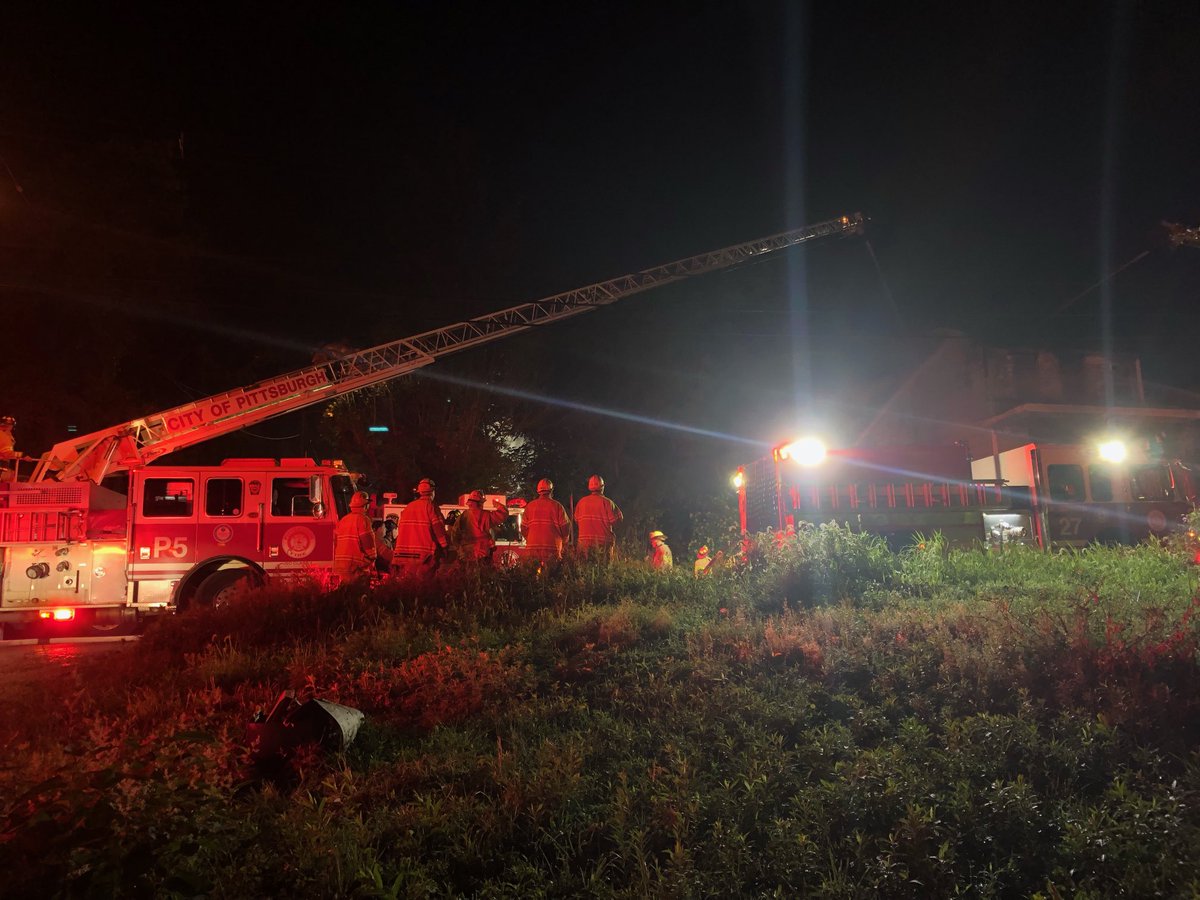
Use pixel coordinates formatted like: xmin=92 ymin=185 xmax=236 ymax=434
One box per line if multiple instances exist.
xmin=736 ymin=442 xmax=1004 ymax=550
xmin=736 ymin=437 xmax=1195 ymax=551
xmin=381 ymin=493 xmax=526 ymax=567
xmin=0 ymin=214 xmax=865 ymax=633
xmin=969 ymin=441 xmax=1196 ymax=549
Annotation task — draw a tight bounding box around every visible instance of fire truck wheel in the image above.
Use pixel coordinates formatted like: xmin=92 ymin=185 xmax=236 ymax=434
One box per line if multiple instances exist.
xmin=194 ymin=568 xmax=260 ymax=609
xmin=86 ymin=609 xmax=139 ymax=636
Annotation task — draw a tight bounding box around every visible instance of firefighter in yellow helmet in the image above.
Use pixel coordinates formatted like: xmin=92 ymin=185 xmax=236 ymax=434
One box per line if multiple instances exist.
xmin=521 ymin=478 xmax=570 ymax=564
xmin=573 ymin=473 xmax=623 ymax=559
xmin=0 ymin=417 xmax=16 ymax=458
xmin=648 ymin=530 xmax=673 ymax=571
xmin=0 ymin=416 xmax=20 ymax=482
xmin=694 ymin=545 xmax=713 ymax=577
xmin=333 ymin=490 xmax=378 ymax=581
xmin=393 ymin=478 xmax=450 ymax=579
xmin=453 ymin=489 xmax=509 ymax=565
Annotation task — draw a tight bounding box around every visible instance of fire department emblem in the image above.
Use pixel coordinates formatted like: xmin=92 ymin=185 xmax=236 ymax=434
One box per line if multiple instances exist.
xmin=212 ymin=525 xmax=234 ymax=545
xmin=1147 ymin=510 xmax=1168 ymax=532
xmin=281 ymin=526 xmax=317 ymax=559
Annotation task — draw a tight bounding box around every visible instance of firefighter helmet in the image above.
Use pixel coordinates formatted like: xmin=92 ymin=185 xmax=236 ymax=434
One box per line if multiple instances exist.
xmin=649 ymin=530 xmax=666 ymax=542
xmin=467 ymin=489 xmax=485 ymax=505
xmin=350 ymin=491 xmax=370 ymax=509
xmin=697 ymin=545 xmax=709 ymax=557
xmin=536 ymin=478 xmax=554 ymax=494
xmin=587 ymin=474 xmax=605 ymax=492
xmin=417 ymin=478 xmax=435 ymax=495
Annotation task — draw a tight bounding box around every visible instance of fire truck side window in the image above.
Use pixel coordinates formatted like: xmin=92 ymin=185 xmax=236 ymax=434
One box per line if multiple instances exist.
xmin=206 ymin=478 xmax=243 ymax=517
xmin=1131 ymin=465 xmax=1171 ymax=502
xmin=1047 ymin=465 xmax=1084 ymax=502
xmin=272 ymin=477 xmax=313 ymax=517
xmin=330 ymin=475 xmax=355 ymax=518
xmin=1088 ymin=466 xmax=1114 ymax=502
xmin=143 ymin=478 xmax=194 ymax=517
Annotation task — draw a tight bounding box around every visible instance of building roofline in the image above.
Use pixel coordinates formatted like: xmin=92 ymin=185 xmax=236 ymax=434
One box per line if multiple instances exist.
xmin=979 ymin=403 xmax=1200 ymax=427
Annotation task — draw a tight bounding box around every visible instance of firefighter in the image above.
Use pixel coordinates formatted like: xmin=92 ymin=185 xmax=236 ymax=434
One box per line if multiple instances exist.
xmin=373 ymin=519 xmax=394 ymax=576
xmin=573 ymin=473 xmax=623 ymax=559
xmin=694 ymin=545 xmax=713 ymax=577
xmin=333 ymin=491 xmax=378 ymax=581
xmin=383 ymin=513 xmax=399 ymax=551
xmin=0 ymin=416 xmax=19 ymax=481
xmin=648 ymin=530 xmax=673 ymax=570
xmin=521 ymin=478 xmax=571 ymax=564
xmin=393 ymin=478 xmax=450 ymax=579
xmin=453 ymin=490 xmax=509 ymax=565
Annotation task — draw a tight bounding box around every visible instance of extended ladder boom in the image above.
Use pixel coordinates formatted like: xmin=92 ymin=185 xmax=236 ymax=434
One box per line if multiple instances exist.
xmin=35 ymin=214 xmax=864 ymax=482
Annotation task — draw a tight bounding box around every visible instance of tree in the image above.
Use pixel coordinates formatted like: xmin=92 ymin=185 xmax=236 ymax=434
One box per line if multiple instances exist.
xmin=318 ymin=369 xmax=542 ymax=502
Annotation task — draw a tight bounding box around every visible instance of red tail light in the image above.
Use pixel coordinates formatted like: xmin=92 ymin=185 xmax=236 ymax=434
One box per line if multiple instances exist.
xmin=38 ymin=609 xmax=75 ymax=621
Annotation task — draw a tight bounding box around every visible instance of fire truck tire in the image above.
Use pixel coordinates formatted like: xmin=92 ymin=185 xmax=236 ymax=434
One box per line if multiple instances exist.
xmin=86 ymin=609 xmax=139 ymax=636
xmin=193 ymin=568 xmax=260 ymax=609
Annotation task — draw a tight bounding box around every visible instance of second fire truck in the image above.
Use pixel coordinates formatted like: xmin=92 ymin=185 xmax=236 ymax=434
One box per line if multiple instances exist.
xmin=736 ymin=437 xmax=1195 ymax=550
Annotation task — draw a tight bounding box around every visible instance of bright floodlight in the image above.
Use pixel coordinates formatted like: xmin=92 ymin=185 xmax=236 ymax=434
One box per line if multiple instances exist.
xmin=780 ymin=437 xmax=827 ymax=466
xmin=731 ymin=470 xmax=745 ymax=490
xmin=1098 ymin=439 xmax=1127 ymax=463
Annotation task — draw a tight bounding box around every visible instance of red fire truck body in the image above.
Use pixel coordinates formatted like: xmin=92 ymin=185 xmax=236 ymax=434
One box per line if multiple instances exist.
xmin=0 ymin=458 xmax=358 ymax=631
xmin=738 ymin=444 xmax=1004 ymax=549
xmin=737 ymin=440 xmax=1195 ymax=551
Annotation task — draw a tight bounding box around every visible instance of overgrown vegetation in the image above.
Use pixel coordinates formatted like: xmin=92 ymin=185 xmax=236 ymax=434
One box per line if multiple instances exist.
xmin=4 ymin=522 xmax=1200 ymax=897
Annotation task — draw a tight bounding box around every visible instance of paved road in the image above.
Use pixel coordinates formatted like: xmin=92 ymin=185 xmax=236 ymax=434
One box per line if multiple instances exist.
xmin=0 ymin=639 xmax=138 ymax=700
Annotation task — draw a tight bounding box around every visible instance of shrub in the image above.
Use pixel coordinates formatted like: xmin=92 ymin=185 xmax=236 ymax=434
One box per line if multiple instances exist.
xmin=5 ymin=536 xmax=1200 ymax=895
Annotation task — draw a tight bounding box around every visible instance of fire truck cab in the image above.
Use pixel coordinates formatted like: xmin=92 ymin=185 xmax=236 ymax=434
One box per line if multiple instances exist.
xmin=0 ymin=458 xmax=361 ymax=633
xmin=971 ymin=442 xmax=1196 ymax=548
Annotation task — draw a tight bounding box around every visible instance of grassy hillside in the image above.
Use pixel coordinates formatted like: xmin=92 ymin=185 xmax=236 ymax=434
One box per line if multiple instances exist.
xmin=4 ymin=525 xmax=1200 ymax=898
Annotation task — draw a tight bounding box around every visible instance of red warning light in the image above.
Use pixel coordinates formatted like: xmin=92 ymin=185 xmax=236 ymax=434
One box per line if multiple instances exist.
xmin=38 ymin=608 xmax=76 ymax=621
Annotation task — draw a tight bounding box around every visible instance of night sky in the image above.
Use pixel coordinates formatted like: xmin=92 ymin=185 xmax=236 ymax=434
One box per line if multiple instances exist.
xmin=2 ymin=3 xmax=1199 ymax=475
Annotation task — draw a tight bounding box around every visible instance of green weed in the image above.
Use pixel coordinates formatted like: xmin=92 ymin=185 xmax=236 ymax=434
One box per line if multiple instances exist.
xmin=3 ymin=540 xmax=1200 ymax=895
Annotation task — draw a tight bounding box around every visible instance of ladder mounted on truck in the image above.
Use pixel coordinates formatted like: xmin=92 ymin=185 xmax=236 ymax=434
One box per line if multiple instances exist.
xmin=32 ymin=214 xmax=865 ymax=483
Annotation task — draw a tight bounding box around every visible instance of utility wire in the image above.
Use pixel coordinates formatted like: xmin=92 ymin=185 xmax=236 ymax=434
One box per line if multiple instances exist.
xmin=865 ymin=239 xmax=904 ymax=328
xmin=0 ymin=153 xmax=27 ymax=201
xmin=1052 ymin=249 xmax=1150 ymax=315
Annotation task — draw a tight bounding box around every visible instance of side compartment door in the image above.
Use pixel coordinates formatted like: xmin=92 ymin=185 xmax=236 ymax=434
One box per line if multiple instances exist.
xmin=1127 ymin=464 xmax=1190 ymax=541
xmin=196 ymin=474 xmax=260 ymax=562
xmin=129 ymin=472 xmax=198 ymax=579
xmin=1040 ymin=460 xmax=1091 ymax=547
xmin=262 ymin=474 xmax=334 ymax=571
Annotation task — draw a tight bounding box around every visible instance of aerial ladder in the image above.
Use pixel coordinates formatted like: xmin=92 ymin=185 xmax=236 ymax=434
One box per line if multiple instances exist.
xmin=32 ymin=214 xmax=864 ymax=483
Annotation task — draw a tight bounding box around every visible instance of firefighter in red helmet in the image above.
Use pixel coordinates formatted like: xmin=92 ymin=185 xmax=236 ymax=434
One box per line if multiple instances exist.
xmin=521 ymin=478 xmax=570 ymax=564
xmin=453 ymin=489 xmax=509 ymax=565
xmin=333 ymin=490 xmax=378 ymax=581
xmin=393 ymin=478 xmax=450 ymax=579
xmin=574 ymin=473 xmax=623 ymax=559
